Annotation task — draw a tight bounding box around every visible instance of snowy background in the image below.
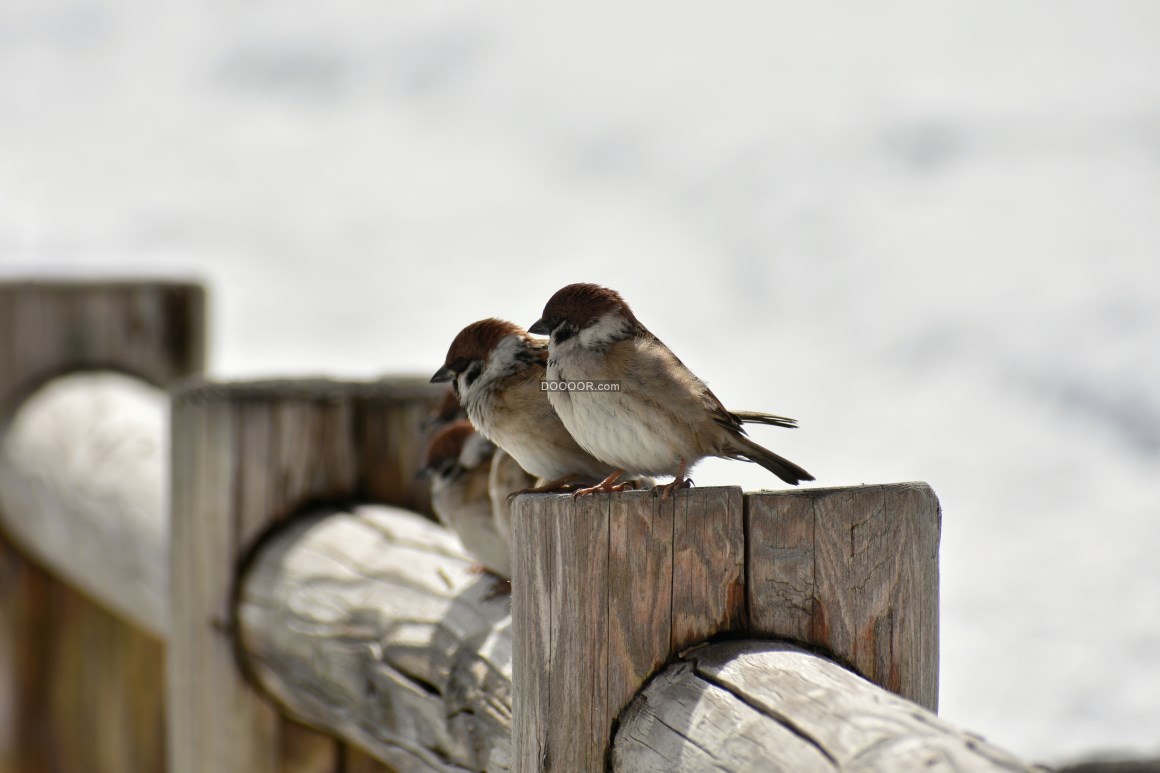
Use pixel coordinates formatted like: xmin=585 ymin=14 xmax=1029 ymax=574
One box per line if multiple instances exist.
xmin=2 ymin=0 xmax=1158 ymax=764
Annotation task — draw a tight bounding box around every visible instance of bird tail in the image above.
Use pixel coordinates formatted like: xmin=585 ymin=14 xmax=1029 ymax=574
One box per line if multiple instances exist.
xmin=729 ymin=434 xmax=814 ymax=486
xmin=731 ymin=410 xmax=798 ymax=430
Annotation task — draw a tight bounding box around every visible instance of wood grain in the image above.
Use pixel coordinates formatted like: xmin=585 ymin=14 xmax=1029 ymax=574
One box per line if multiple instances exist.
xmin=672 ymin=486 xmax=745 ymax=650
xmin=0 ymin=280 xmax=204 ymax=773
xmin=613 ymin=661 xmax=835 ymax=773
xmin=511 ymin=487 xmax=744 ymax=773
xmin=169 ymin=378 xmax=441 ymax=773
xmin=0 ymin=532 xmax=167 ymax=773
xmin=607 ymin=491 xmax=672 ymax=735
xmin=746 ymin=490 xmax=815 ymax=642
xmin=746 ymin=483 xmax=941 ymax=711
xmin=613 ymin=639 xmax=1032 ymax=773
xmin=238 ymin=505 xmax=512 ymax=772
xmin=511 ymin=489 xmax=553 ymax=773
xmin=0 ymin=372 xmax=168 ymax=637
xmin=344 ymin=745 xmax=402 ymax=773
xmin=0 ymin=281 xmax=205 ymax=428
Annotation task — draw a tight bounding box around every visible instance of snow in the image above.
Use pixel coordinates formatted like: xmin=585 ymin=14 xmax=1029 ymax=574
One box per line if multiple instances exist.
xmin=2 ymin=0 xmax=1158 ymax=763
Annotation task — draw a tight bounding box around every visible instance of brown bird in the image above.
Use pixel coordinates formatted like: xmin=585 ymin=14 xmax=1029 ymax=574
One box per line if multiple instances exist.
xmin=421 ymin=420 xmax=511 ymax=578
xmin=488 ymin=447 xmax=537 ymax=548
xmin=425 ymin=384 xmax=466 ymax=430
xmin=430 ymin=318 xmax=620 ymax=489
xmin=529 ymin=283 xmax=814 ymax=499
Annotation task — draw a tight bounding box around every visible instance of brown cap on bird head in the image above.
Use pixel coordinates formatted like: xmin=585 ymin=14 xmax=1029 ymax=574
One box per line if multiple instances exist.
xmin=430 ymin=318 xmax=528 ymax=384
xmin=420 ymin=420 xmax=477 ymax=477
xmin=528 ymin=283 xmax=641 ymax=337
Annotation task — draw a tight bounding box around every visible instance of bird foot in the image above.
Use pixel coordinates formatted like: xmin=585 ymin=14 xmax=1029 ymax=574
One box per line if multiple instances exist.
xmin=570 ymin=469 xmax=629 ymax=498
xmin=466 ymin=565 xmax=512 ymax=599
xmin=482 ymin=577 xmax=512 ymax=600
xmin=506 ymin=474 xmax=581 ymax=502
xmin=571 ymin=481 xmax=632 ymax=498
xmin=653 ymin=477 xmax=694 ymax=501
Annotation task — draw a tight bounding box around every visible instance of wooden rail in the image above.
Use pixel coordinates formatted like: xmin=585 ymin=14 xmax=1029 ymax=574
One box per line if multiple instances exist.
xmin=613 ymin=639 xmax=1032 ymax=772
xmin=169 ymin=378 xmax=442 ymax=773
xmin=0 ymin=371 xmax=168 ymax=636
xmin=0 ymin=280 xmax=1040 ymax=773
xmin=0 ymin=281 xmax=204 ymax=773
xmin=237 ymin=504 xmax=513 ymax=770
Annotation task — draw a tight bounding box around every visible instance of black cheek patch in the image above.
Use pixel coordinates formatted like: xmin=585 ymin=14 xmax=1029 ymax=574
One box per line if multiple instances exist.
xmin=464 ymin=361 xmax=483 ymax=388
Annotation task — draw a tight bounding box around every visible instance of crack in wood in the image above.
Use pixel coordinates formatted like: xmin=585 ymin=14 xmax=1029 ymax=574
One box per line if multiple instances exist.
xmin=691 ymin=661 xmax=840 ymax=769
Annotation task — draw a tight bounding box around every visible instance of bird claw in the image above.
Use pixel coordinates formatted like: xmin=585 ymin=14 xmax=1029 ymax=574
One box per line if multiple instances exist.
xmin=570 ymin=481 xmax=632 ymax=498
xmin=506 ymin=474 xmax=582 ymax=501
xmin=569 ymin=469 xmax=627 ymax=498
xmin=568 ymin=478 xmax=626 ymax=496
xmin=653 ymin=477 xmax=694 ymax=501
xmin=466 ymin=566 xmax=511 ymax=599
xmin=482 ymin=577 xmax=512 ymax=600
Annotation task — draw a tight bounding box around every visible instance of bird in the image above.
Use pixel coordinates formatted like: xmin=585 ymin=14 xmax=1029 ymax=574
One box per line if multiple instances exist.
xmin=488 ymin=447 xmax=537 ymax=548
xmin=421 ymin=420 xmax=512 ymax=579
xmin=528 ymin=283 xmax=814 ymax=499
xmin=425 ymin=384 xmax=466 ymax=430
xmin=430 ymin=318 xmax=622 ymax=490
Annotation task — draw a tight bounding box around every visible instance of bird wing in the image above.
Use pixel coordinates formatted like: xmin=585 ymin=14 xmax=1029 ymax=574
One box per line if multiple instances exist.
xmin=629 ymin=332 xmax=745 ymax=433
xmin=637 ymin=334 xmax=798 ymax=435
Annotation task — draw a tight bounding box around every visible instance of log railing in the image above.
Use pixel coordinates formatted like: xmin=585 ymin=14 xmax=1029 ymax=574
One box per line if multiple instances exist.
xmin=0 ymin=281 xmax=203 ymax=773
xmin=237 ymin=504 xmax=513 ymax=771
xmin=613 ymin=639 xmax=1031 ymax=771
xmin=169 ymin=378 xmax=441 ymax=773
xmin=0 ymin=280 xmax=1038 ymax=773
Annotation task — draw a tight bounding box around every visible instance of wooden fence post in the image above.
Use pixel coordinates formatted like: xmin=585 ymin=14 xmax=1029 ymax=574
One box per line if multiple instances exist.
xmin=0 ymin=280 xmax=205 ymax=773
xmin=168 ymin=378 xmax=440 ymax=773
xmin=747 ymin=483 xmax=940 ymax=710
xmin=511 ymin=482 xmax=940 ymax=772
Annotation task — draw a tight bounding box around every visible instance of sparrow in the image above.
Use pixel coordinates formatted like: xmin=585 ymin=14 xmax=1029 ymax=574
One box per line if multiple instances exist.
xmin=488 ymin=447 xmax=537 ymax=548
xmin=421 ymin=420 xmax=511 ymax=579
xmin=529 ymin=283 xmax=814 ymax=499
xmin=430 ymin=318 xmax=621 ymax=489
xmin=425 ymin=384 xmax=467 ymax=430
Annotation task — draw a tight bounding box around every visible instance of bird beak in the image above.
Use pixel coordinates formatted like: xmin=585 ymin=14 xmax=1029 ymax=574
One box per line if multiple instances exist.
xmin=528 ymin=318 xmax=549 ymax=336
xmin=430 ymin=366 xmax=455 ymax=383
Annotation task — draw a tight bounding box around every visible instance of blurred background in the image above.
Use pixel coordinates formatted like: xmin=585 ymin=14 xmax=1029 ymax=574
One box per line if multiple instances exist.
xmin=2 ymin=0 xmax=1157 ymax=765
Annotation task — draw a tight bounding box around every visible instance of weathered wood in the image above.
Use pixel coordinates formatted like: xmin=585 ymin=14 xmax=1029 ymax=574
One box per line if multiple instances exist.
xmin=0 ymin=281 xmax=205 ymax=428
xmin=0 ymin=372 xmax=168 ymax=636
xmin=345 ymin=746 xmax=403 ymax=773
xmin=169 ymin=378 xmax=441 ymax=773
xmin=511 ymin=490 xmax=552 ymax=773
xmin=0 ymin=530 xmax=167 ymax=773
xmin=747 ymin=483 xmax=941 ymax=710
xmin=511 ymin=487 xmax=746 ymax=773
xmin=606 ymin=491 xmax=672 ymax=741
xmin=672 ymin=487 xmax=745 ymax=650
xmin=511 ymin=483 xmax=940 ymax=772
xmin=612 ymin=639 xmax=1032 ymax=772
xmin=0 ymin=280 xmax=204 ymax=773
xmin=237 ymin=504 xmax=513 ymax=772
xmin=279 ymin=719 xmax=343 ymax=773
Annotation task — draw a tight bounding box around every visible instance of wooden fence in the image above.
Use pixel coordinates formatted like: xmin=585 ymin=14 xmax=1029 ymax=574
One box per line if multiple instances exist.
xmin=0 ymin=280 xmax=1036 ymax=772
